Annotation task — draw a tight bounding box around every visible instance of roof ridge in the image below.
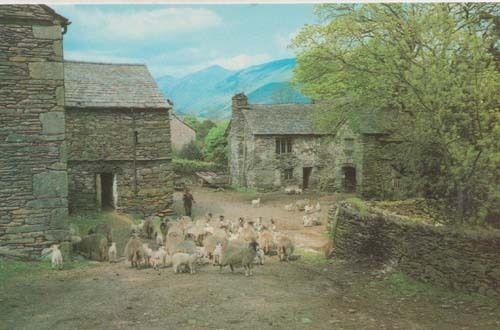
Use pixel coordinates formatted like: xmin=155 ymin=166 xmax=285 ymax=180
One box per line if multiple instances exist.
xmin=64 ymin=60 xmax=146 ymax=67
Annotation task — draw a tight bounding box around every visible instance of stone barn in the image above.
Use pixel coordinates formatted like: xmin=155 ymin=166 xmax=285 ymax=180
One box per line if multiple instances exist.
xmin=64 ymin=61 xmax=174 ymax=216
xmin=228 ymin=93 xmax=398 ymax=198
xmin=0 ymin=5 xmax=70 ymax=258
xmin=170 ymin=112 xmax=196 ymax=152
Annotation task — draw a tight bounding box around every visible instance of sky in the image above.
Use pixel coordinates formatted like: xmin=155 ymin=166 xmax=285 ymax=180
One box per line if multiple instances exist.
xmin=53 ymin=4 xmax=317 ymax=78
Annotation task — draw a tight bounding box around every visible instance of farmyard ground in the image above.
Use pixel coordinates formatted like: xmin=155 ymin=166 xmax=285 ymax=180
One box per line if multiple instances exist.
xmin=1 ymin=188 xmax=499 ymax=329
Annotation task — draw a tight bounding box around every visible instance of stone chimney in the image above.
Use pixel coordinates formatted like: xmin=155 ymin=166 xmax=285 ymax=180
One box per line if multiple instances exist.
xmin=232 ymin=92 xmax=248 ymax=111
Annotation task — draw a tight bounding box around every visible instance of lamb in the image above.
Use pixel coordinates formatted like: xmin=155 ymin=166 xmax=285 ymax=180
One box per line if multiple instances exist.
xmin=284 ymin=186 xmax=296 ymax=194
xmin=213 ymin=242 xmax=223 ymax=265
xmin=50 ymin=244 xmax=63 ymax=270
xmin=303 ymin=214 xmax=321 ymax=227
xmin=151 ymin=247 xmax=169 ymax=270
xmin=108 ymin=242 xmax=117 ymax=263
xmin=124 ymin=235 xmax=144 ymax=268
xmin=253 ymin=247 xmax=265 ymax=265
xmin=295 ymin=188 xmax=303 ymax=194
xmin=251 ymin=198 xmax=261 ymax=208
xmin=304 ymin=204 xmax=315 ymax=214
xmin=284 ymin=203 xmax=295 ymax=212
xmin=276 ymin=235 xmax=294 ymax=262
xmin=143 ymin=218 xmax=154 ymax=239
xmin=143 ymin=243 xmax=153 ymax=266
xmin=219 ymin=240 xmax=259 ymax=276
xmin=315 ymin=202 xmax=321 ymax=212
xmin=172 ymin=253 xmax=198 ymax=274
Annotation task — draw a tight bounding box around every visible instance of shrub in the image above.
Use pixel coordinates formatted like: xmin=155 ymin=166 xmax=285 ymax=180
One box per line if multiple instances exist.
xmin=178 ymin=140 xmax=203 ymax=160
xmin=172 ymin=158 xmax=220 ymax=175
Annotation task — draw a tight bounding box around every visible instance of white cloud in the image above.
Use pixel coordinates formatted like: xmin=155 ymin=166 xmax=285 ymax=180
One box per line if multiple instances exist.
xmin=64 ymin=50 xmax=143 ymax=65
xmin=211 ymin=54 xmax=272 ymax=71
xmin=60 ymin=6 xmax=222 ymax=41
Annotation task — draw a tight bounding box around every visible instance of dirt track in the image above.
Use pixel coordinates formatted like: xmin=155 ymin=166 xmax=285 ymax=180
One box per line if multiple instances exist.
xmin=1 ymin=188 xmax=499 ymax=329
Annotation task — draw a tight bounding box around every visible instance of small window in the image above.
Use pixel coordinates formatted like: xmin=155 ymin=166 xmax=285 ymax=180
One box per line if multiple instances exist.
xmin=134 ymin=131 xmax=139 ymax=144
xmin=276 ymin=137 xmax=292 ymax=154
xmin=284 ymin=168 xmax=294 ymax=180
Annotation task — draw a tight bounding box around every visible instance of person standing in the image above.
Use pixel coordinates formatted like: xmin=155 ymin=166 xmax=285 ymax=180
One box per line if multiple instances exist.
xmin=183 ymin=188 xmax=195 ymax=217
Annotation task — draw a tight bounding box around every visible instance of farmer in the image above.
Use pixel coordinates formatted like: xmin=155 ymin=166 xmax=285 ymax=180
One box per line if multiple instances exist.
xmin=183 ymin=188 xmax=195 ymax=217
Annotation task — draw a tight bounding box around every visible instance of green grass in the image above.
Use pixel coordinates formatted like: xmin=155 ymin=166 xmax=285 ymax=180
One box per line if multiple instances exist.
xmin=0 ymin=258 xmax=93 ymax=287
xmin=345 ymin=197 xmax=371 ymax=216
xmin=296 ymin=248 xmax=330 ymax=266
xmin=229 ymin=185 xmax=258 ymax=198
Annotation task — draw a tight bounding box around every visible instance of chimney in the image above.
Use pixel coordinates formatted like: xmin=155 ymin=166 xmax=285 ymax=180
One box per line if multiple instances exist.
xmin=232 ymin=92 xmax=248 ymax=110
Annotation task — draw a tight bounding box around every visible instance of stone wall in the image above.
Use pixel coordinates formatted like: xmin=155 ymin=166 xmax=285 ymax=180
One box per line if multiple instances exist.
xmin=170 ymin=113 xmax=196 ymax=152
xmin=0 ymin=6 xmax=69 ymax=259
xmin=229 ymin=93 xmax=250 ymax=187
xmin=66 ymin=108 xmax=173 ymax=215
xmin=330 ymin=203 xmax=500 ymax=296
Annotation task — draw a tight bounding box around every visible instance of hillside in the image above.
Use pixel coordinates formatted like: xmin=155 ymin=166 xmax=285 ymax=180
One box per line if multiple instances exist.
xmin=157 ymin=58 xmax=309 ymax=119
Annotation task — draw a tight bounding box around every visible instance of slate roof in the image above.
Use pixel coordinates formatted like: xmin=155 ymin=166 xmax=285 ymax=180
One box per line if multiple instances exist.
xmin=241 ymin=103 xmax=387 ymax=136
xmin=64 ymin=61 xmax=171 ymax=110
xmin=0 ymin=5 xmax=69 ymax=25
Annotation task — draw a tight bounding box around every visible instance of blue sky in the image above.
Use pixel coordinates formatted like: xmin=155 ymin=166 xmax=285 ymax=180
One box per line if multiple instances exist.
xmin=54 ymin=4 xmax=317 ymax=78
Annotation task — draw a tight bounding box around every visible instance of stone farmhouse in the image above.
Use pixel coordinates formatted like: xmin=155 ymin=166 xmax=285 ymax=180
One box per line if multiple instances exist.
xmin=228 ymin=93 xmax=399 ymax=198
xmin=170 ymin=112 xmax=196 ymax=153
xmin=0 ymin=5 xmax=173 ymax=258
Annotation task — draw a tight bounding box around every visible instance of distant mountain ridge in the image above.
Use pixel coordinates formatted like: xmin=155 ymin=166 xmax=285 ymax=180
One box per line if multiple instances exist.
xmin=156 ymin=58 xmax=309 ymax=119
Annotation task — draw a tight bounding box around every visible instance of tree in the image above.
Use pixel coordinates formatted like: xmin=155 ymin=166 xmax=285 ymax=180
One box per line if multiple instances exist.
xmin=204 ymin=122 xmax=229 ymax=168
xmin=292 ymin=3 xmax=499 ymax=223
xmin=178 ymin=140 xmax=203 ymax=160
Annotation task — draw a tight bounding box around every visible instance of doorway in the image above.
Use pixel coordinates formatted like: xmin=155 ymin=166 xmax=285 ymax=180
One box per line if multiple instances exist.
xmin=99 ymin=173 xmax=115 ymax=209
xmin=302 ymin=167 xmax=312 ymax=190
xmin=342 ymin=167 xmax=356 ymax=192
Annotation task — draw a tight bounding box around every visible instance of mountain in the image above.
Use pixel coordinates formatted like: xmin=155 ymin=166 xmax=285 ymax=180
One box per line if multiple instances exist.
xmin=156 ymin=58 xmax=309 ymax=119
xmin=247 ymin=82 xmax=310 ymax=105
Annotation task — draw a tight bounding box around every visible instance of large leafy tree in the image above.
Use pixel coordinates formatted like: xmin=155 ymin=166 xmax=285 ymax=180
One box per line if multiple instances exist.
xmin=204 ymin=122 xmax=229 ymax=168
xmin=292 ymin=3 xmax=499 ymax=222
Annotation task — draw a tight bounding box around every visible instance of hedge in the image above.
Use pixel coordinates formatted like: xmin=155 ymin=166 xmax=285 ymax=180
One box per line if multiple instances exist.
xmin=172 ymin=158 xmax=221 ymax=175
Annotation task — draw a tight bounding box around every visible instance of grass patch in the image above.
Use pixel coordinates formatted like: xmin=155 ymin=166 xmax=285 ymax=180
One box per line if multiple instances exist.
xmin=345 ymin=197 xmax=371 ymax=216
xmin=229 ymin=185 xmax=258 ymax=199
xmin=296 ymin=248 xmax=330 ymax=266
xmin=0 ymin=258 xmax=93 ymax=287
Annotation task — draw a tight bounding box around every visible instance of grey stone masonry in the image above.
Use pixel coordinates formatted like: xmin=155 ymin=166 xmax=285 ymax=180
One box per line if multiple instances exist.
xmin=0 ymin=5 xmax=70 ymax=259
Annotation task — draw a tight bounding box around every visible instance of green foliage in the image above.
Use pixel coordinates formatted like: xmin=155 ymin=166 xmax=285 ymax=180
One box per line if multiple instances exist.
xmin=181 ymin=115 xmax=216 ymax=144
xmin=172 ymin=158 xmax=220 ymax=175
xmin=177 ymin=140 xmax=203 ymax=160
xmin=204 ymin=122 xmax=229 ymax=167
xmin=292 ymin=3 xmax=500 ymax=223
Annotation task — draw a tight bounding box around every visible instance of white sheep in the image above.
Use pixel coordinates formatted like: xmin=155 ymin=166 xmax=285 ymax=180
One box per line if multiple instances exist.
xmin=251 ymin=198 xmax=261 ymax=208
xmin=303 ymin=214 xmax=321 ymax=227
xmin=155 ymin=232 xmax=164 ymax=246
xmin=108 ymin=242 xmax=117 ymax=263
xmin=284 ymin=203 xmax=295 ymax=212
xmin=151 ymin=247 xmax=169 ymax=270
xmin=315 ymin=202 xmax=321 ymax=212
xmin=142 ymin=243 xmax=153 ymax=267
xmin=304 ymin=204 xmax=315 ymax=214
xmin=172 ymin=253 xmax=198 ymax=274
xmin=50 ymin=244 xmax=63 ymax=270
xmin=213 ymin=242 xmax=223 ymax=265
xmin=295 ymin=188 xmax=303 ymax=194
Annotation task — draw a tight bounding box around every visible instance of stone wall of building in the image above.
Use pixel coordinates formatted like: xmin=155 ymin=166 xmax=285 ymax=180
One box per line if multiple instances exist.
xmin=170 ymin=113 xmax=196 ymax=152
xmin=66 ymin=108 xmax=173 ymax=215
xmin=0 ymin=6 xmax=69 ymax=259
xmin=229 ymin=93 xmax=250 ymax=187
xmin=329 ymin=202 xmax=500 ymax=297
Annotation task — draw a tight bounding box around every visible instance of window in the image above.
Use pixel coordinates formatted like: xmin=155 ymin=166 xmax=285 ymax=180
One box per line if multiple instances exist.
xmin=275 ymin=137 xmax=292 ymax=154
xmin=284 ymin=168 xmax=294 ymax=180
xmin=134 ymin=131 xmax=139 ymax=144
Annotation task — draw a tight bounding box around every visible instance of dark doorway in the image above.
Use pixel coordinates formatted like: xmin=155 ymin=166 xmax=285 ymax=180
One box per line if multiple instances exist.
xmin=342 ymin=167 xmax=356 ymax=192
xmin=100 ymin=173 xmax=115 ymax=209
xmin=303 ymin=167 xmax=312 ymax=189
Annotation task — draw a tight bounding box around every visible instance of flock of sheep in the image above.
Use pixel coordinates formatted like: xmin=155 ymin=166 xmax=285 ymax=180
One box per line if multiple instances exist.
xmin=123 ymin=213 xmax=295 ymax=276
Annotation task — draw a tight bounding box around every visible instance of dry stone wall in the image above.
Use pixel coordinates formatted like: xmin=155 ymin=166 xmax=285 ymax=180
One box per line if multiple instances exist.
xmin=0 ymin=6 xmax=69 ymax=259
xmin=330 ymin=203 xmax=500 ymax=297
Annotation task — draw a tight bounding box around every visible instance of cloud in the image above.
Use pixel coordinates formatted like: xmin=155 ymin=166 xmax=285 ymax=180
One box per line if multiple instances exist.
xmin=211 ymin=54 xmax=272 ymax=70
xmin=59 ymin=6 xmax=222 ymax=41
xmin=64 ymin=50 xmax=143 ymax=64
